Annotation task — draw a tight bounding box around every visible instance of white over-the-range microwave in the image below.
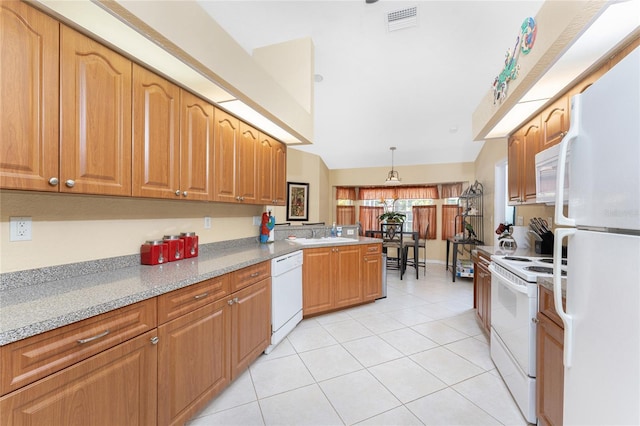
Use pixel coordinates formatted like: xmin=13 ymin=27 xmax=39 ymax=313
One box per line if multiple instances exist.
xmin=535 ymin=143 xmax=569 ymax=205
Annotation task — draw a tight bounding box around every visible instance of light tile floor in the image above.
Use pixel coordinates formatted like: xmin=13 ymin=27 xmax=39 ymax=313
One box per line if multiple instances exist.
xmin=188 ymin=265 xmax=528 ymax=426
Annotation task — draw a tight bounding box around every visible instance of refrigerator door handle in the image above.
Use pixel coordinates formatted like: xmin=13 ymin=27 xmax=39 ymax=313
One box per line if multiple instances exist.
xmin=554 ymin=227 xmax=575 ymax=367
xmin=554 ymin=95 xmax=580 ymax=227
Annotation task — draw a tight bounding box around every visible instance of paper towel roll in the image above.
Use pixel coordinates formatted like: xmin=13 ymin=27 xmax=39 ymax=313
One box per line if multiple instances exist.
xmin=511 ymin=226 xmax=530 ymax=249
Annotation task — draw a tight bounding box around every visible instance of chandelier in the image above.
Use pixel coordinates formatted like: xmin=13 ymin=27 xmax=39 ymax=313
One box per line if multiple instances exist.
xmin=384 ymin=147 xmax=401 ymax=185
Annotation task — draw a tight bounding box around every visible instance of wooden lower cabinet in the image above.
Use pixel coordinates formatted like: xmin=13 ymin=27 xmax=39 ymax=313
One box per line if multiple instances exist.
xmin=230 ymin=278 xmax=271 ymax=379
xmin=303 ymin=244 xmax=381 ymax=316
xmin=158 ymin=299 xmax=230 ymax=426
xmin=473 ymin=251 xmax=491 ymax=335
xmin=0 ymin=330 xmax=158 ymax=426
xmin=536 ymin=285 xmax=565 ymax=426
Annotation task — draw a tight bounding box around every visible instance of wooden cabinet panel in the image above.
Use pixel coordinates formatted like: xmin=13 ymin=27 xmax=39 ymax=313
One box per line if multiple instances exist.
xmin=0 ymin=299 xmax=156 ymax=396
xmin=508 ymin=130 xmax=524 ymax=203
xmin=180 ymin=90 xmax=214 ymax=201
xmin=334 ymin=245 xmax=362 ymax=308
xmin=237 ymin=122 xmax=258 ymax=203
xmin=540 ymin=96 xmax=569 ymax=150
xmin=0 ymin=1 xmax=59 ymax=191
xmin=273 ymin=140 xmax=287 ymax=206
xmin=158 ymin=275 xmax=229 ymax=324
xmin=229 ymin=261 xmax=271 ymax=293
xmin=257 ymin=135 xmax=275 ymax=204
xmin=536 ymin=311 xmax=564 ymax=426
xmin=303 ymin=247 xmax=335 ymax=316
xmin=473 ymin=251 xmax=491 ymax=335
xmin=132 ymin=64 xmax=180 ymax=199
xmin=158 ymin=299 xmax=230 ymax=426
xmin=60 ymin=25 xmax=132 ymax=196
xmin=508 ymin=117 xmax=540 ymax=204
xmin=230 ymin=279 xmax=271 ymax=379
xmin=213 ymin=108 xmax=239 ymax=202
xmin=361 ymin=244 xmax=382 ymax=302
xmin=522 ymin=120 xmax=540 ymax=202
xmin=0 ymin=330 xmax=157 ymax=426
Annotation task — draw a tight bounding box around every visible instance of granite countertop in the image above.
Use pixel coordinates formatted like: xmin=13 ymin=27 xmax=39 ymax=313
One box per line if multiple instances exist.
xmin=0 ymin=236 xmax=380 ymax=346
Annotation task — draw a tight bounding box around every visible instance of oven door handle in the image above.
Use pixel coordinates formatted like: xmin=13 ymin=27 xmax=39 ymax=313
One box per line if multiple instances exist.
xmin=488 ymin=264 xmax=527 ymax=294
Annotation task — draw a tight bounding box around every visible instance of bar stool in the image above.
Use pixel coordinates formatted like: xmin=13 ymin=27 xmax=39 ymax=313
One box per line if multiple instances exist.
xmin=403 ymin=236 xmax=427 ymax=278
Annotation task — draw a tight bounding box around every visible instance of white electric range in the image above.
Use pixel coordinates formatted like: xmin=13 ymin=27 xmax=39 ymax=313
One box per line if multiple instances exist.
xmin=488 ymin=253 xmax=568 ymax=424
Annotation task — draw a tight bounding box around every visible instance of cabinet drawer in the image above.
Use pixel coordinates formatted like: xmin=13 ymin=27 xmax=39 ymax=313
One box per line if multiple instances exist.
xmin=229 ymin=261 xmax=270 ymax=293
xmin=539 ymin=285 xmax=565 ymax=329
xmin=362 ymin=243 xmax=382 ymax=255
xmin=158 ymin=275 xmax=229 ymax=324
xmin=0 ymin=298 xmax=156 ymax=395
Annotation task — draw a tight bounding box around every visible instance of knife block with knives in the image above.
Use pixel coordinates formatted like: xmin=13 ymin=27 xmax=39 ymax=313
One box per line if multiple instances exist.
xmin=529 ymin=218 xmax=554 ymax=255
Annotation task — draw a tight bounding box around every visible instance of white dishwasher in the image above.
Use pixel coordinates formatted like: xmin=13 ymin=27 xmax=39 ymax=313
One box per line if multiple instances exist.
xmin=265 ymin=250 xmax=303 ymax=354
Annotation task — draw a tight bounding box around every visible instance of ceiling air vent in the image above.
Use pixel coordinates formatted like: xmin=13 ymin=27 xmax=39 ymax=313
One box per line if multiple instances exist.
xmin=387 ymin=6 xmax=418 ymax=32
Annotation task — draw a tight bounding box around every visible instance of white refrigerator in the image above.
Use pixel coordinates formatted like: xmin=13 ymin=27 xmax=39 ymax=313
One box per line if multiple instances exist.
xmin=553 ymin=46 xmax=640 ymax=425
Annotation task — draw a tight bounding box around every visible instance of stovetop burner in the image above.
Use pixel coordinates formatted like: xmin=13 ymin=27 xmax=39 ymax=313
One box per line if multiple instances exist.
xmin=538 ymin=258 xmax=568 ymax=266
xmin=503 ymin=256 xmax=533 ymax=262
xmin=524 ymin=266 xmax=567 ymax=276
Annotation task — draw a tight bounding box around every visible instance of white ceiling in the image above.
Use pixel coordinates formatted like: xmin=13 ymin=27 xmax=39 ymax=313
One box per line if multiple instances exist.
xmin=198 ymin=0 xmax=545 ymax=170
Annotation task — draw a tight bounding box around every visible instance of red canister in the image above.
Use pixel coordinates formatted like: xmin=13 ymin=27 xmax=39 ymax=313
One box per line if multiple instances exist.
xmin=163 ymin=235 xmax=184 ymax=261
xmin=140 ymin=240 xmax=169 ymax=265
xmin=180 ymin=232 xmax=199 ymax=258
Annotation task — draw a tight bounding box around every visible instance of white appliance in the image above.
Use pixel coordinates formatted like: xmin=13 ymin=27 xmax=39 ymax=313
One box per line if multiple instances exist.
xmin=265 ymin=250 xmax=303 ymax=354
xmin=489 ymin=255 xmax=567 ymax=423
xmin=553 ymin=46 xmax=640 ymax=425
xmin=535 ymin=142 xmax=570 ymax=204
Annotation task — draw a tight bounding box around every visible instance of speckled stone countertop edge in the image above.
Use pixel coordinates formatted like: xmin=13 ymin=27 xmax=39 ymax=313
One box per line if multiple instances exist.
xmin=0 ymin=236 xmax=381 ymax=346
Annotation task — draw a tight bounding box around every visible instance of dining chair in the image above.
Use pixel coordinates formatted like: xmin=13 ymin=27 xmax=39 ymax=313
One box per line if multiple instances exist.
xmin=380 ymin=223 xmax=404 ymax=279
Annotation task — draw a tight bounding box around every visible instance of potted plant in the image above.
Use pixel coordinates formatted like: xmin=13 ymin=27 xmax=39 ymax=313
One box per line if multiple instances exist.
xmin=378 ymin=211 xmax=406 ymax=223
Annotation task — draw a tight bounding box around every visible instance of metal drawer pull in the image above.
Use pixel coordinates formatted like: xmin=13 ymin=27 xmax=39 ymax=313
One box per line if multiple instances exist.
xmin=250 ymin=272 xmax=259 ymax=277
xmin=233 ymin=297 xmax=239 ymax=303
xmin=193 ymin=292 xmax=209 ymax=300
xmin=77 ymin=329 xmax=110 ymax=344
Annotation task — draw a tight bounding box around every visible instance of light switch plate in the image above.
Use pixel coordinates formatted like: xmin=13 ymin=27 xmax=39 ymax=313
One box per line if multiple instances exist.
xmin=204 ymin=216 xmax=212 ymax=229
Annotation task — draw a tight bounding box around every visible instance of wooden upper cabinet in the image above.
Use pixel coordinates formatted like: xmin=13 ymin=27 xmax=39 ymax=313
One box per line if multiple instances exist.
xmin=60 ymin=25 xmax=132 ymax=196
xmin=272 ymin=140 xmax=287 ymax=206
xmin=540 ymin=96 xmax=569 ymax=150
xmin=508 ymin=130 xmax=524 ymax=204
xmin=0 ymin=1 xmax=59 ymax=191
xmin=213 ymin=109 xmax=239 ymax=202
xmin=257 ymin=134 xmax=275 ymax=204
xmin=132 ymin=64 xmax=180 ymax=199
xmin=237 ymin=122 xmax=258 ymax=204
xmin=522 ymin=119 xmax=540 ymax=202
xmin=180 ymin=90 xmax=214 ymax=201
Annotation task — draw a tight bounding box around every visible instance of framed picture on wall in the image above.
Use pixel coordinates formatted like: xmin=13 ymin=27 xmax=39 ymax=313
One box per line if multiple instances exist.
xmin=286 ymin=182 xmax=309 ymax=221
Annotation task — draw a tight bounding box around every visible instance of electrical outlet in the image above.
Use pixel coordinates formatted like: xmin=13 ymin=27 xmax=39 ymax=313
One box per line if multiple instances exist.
xmin=204 ymin=216 xmax=212 ymax=229
xmin=516 ymin=216 xmax=524 ymax=226
xmin=10 ymin=217 xmax=32 ymax=241
xmin=253 ymin=216 xmax=261 ymax=226
xmin=347 ymin=229 xmax=355 ymax=235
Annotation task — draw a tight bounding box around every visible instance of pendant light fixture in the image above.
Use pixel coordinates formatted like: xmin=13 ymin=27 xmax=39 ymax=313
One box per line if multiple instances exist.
xmin=384 ymin=146 xmax=402 ymax=185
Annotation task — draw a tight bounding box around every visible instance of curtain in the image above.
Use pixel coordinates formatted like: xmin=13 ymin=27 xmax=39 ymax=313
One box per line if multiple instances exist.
xmin=396 ymin=186 xmax=439 ymax=199
xmin=412 ymin=205 xmax=436 ymax=240
xmin=442 ymin=205 xmax=462 ymax=240
xmin=336 ymin=206 xmax=355 ymax=225
xmin=358 ymin=187 xmax=397 ymax=200
xmin=440 ymin=182 xmax=463 ymax=198
xmin=359 ymin=206 xmax=383 ymax=236
xmin=336 ymin=187 xmax=356 ymax=200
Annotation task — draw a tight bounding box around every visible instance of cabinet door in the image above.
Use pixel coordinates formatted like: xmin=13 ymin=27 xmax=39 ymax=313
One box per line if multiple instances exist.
xmin=237 ymin=123 xmax=258 ymax=203
xmin=0 ymin=1 xmax=59 ymax=192
xmin=272 ymin=141 xmax=287 ymax=206
xmin=213 ymin=108 xmax=239 ymax=202
xmin=257 ymin=134 xmax=275 ymax=204
xmin=361 ymin=245 xmax=382 ymax=302
xmin=540 ymin=96 xmax=569 ymax=150
xmin=303 ymin=247 xmax=334 ymax=316
xmin=507 ymin=131 xmax=523 ymax=203
xmin=132 ymin=64 xmax=180 ymax=199
xmin=60 ymin=25 xmax=132 ymax=196
xmin=522 ymin=120 xmax=540 ymax=202
xmin=536 ymin=313 xmax=564 ymax=426
xmin=158 ymin=299 xmax=230 ymax=426
xmin=230 ymin=279 xmax=271 ymax=380
xmin=0 ymin=330 xmax=157 ymax=426
xmin=180 ymin=90 xmax=214 ymax=201
xmin=334 ymin=245 xmax=362 ymax=308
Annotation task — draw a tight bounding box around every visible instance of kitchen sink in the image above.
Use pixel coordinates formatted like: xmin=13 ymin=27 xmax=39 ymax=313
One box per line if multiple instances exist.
xmin=288 ymin=237 xmax=356 ymax=245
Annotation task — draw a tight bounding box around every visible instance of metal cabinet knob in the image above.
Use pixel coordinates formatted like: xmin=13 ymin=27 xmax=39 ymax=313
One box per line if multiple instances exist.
xmin=175 ymin=190 xmax=181 ymax=196
xmin=182 ymin=191 xmax=188 ymax=197
xmin=532 ymin=317 xmax=539 ymax=324
xmin=150 ymin=336 xmax=159 ymax=345
xmin=48 ymin=177 xmax=59 ymax=186
xmin=65 ymin=179 xmax=75 ymax=188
